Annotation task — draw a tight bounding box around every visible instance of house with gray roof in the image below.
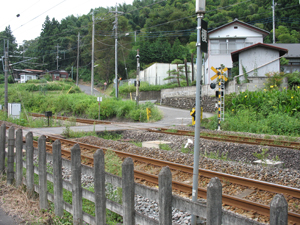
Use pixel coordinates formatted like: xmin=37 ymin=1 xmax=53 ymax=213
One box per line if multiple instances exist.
xmin=270 ymin=43 xmax=300 ymax=73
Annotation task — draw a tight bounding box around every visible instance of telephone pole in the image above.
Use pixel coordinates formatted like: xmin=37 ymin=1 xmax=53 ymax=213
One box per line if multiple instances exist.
xmin=91 ymin=10 xmax=95 ymax=95
xmin=76 ymin=32 xmax=80 ymax=86
xmin=136 ymin=49 xmax=140 ymax=106
xmin=272 ymin=0 xmax=277 ymax=43
xmin=110 ymin=3 xmax=123 ymax=98
xmin=56 ymin=44 xmax=60 ymax=70
xmin=4 ymin=40 xmax=8 ymax=114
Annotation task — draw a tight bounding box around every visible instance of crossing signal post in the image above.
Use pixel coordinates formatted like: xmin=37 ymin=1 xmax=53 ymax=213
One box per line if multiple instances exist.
xmin=211 ymin=66 xmax=228 ymax=130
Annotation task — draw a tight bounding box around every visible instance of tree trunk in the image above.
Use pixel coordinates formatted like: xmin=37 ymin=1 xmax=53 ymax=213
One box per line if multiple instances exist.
xmin=184 ymin=59 xmax=189 ymax=86
xmin=191 ymin=53 xmax=194 ymax=82
xmin=176 ymin=64 xmax=180 ymax=87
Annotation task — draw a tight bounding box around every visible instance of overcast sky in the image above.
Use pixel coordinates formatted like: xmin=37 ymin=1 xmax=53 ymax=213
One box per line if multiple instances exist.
xmin=1 ymin=0 xmax=134 ymax=45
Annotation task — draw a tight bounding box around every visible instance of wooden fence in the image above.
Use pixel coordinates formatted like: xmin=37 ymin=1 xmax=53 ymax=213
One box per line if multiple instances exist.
xmin=0 ymin=124 xmax=289 ymax=225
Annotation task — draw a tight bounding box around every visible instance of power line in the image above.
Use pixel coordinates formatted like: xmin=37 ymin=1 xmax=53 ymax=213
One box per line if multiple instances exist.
xmin=12 ymin=0 xmax=67 ymax=32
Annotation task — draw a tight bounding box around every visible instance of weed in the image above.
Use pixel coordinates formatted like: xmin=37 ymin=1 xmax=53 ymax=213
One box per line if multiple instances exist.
xmin=253 ymin=148 xmax=269 ymax=162
xmin=203 ymin=150 xmax=228 ymax=161
xmin=165 ymin=129 xmax=177 ymax=133
xmin=273 ymin=155 xmax=280 ymax=162
xmin=181 ymin=145 xmax=192 ymax=154
xmin=159 ymin=143 xmax=171 ymax=151
xmin=98 ymin=131 xmax=122 ymax=141
xmin=130 ymin=141 xmax=142 ymax=147
xmin=105 ymin=150 xmax=122 ymax=176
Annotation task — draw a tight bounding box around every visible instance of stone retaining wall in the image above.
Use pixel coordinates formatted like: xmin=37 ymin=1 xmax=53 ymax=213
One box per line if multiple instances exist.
xmin=161 ymin=96 xmax=217 ymax=113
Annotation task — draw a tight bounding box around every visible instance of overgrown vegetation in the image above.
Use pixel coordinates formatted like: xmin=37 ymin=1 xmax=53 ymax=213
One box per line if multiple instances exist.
xmin=0 ymin=82 xmax=163 ymax=127
xmin=202 ymin=84 xmax=300 ymax=136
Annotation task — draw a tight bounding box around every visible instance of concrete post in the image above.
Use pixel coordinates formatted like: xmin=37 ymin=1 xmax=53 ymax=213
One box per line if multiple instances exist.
xmin=71 ymin=144 xmax=82 ymax=225
xmin=26 ymin=132 xmax=34 ymax=198
xmin=122 ymin=157 xmax=135 ymax=225
xmin=53 ymin=140 xmax=63 ymax=217
xmin=15 ymin=129 xmax=23 ymax=187
xmin=270 ymin=194 xmax=288 ymax=225
xmin=0 ymin=123 xmax=6 ymax=174
xmin=7 ymin=126 xmax=15 ymax=185
xmin=206 ymin=177 xmax=222 ymax=225
xmin=94 ymin=149 xmax=106 ymax=225
xmin=158 ymin=166 xmax=172 ymax=225
xmin=38 ymin=135 xmax=48 ymax=209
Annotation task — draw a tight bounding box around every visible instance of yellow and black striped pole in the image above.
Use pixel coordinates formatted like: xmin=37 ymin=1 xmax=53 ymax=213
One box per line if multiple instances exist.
xmin=218 ymin=71 xmax=221 ymax=131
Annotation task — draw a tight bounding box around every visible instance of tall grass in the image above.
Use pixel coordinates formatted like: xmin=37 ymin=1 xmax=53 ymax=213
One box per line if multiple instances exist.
xmin=204 ymin=88 xmax=300 ymax=136
xmin=0 ymin=82 xmax=163 ymax=124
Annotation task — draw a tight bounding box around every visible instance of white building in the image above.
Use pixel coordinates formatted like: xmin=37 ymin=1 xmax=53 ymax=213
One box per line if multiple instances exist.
xmin=231 ymin=43 xmax=288 ymax=82
xmin=20 ymin=74 xmax=37 ymax=83
xmin=139 ymin=62 xmax=198 ymax=85
xmin=205 ymin=19 xmax=269 ymax=84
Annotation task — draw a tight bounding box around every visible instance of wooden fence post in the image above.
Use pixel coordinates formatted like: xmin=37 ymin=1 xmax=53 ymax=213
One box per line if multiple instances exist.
xmin=7 ymin=126 xmax=15 ymax=185
xmin=26 ymin=132 xmax=34 ymax=198
xmin=38 ymin=135 xmax=48 ymax=209
xmin=94 ymin=149 xmax=106 ymax=225
xmin=71 ymin=144 xmax=82 ymax=225
xmin=159 ymin=166 xmax=172 ymax=225
xmin=206 ymin=177 xmax=222 ymax=225
xmin=15 ymin=129 xmax=23 ymax=187
xmin=122 ymin=157 xmax=135 ymax=225
xmin=270 ymin=194 xmax=288 ymax=225
xmin=0 ymin=123 xmax=6 ymax=174
xmin=53 ymin=139 xmax=63 ymax=217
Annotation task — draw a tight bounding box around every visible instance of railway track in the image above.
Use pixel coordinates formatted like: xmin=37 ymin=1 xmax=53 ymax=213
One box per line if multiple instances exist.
xmin=29 ymin=113 xmax=111 ymax=125
xmin=146 ymin=128 xmax=300 ymax=150
xmin=32 ymin=135 xmax=300 ymax=224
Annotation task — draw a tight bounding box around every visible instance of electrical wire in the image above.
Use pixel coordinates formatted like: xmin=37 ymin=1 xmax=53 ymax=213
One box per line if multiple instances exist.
xmin=12 ymin=0 xmax=67 ymax=32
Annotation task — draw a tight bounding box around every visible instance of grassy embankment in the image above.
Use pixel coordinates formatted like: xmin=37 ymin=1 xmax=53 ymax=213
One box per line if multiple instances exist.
xmin=0 ymin=79 xmax=162 ymax=127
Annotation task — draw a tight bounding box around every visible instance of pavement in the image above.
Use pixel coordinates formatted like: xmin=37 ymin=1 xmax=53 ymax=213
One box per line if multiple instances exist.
xmin=0 ymin=203 xmax=19 ymax=225
xmin=22 ymin=105 xmax=214 ymax=137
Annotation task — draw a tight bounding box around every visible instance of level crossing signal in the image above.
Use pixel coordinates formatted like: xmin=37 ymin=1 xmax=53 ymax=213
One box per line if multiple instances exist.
xmin=210 ymin=66 xmax=228 ymax=131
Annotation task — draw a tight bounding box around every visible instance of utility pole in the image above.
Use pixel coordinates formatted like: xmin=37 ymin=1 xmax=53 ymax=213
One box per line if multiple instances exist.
xmin=4 ymin=40 xmax=8 ymax=114
xmin=191 ymin=0 xmax=206 ymax=224
xmin=76 ymin=32 xmax=80 ymax=86
xmin=272 ymin=0 xmax=276 ymax=44
xmin=91 ymin=10 xmax=95 ymax=95
xmin=56 ymin=44 xmax=60 ymax=70
xmin=110 ymin=3 xmax=123 ymax=98
xmin=136 ymin=49 xmax=140 ymax=107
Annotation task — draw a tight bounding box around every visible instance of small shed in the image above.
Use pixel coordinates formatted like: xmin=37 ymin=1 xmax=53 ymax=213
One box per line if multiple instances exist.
xmin=20 ymin=73 xmax=37 ymax=83
xmin=45 ymin=70 xmax=69 ymax=80
xmin=231 ymin=43 xmax=288 ymax=79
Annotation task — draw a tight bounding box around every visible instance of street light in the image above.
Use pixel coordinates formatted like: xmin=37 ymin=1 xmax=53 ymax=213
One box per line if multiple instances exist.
xmin=196 ymin=0 xmax=206 ymax=13
xmin=191 ymin=0 xmax=206 ymax=224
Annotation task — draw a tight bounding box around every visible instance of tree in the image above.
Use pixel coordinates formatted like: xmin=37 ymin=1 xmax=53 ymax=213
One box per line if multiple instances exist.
xmin=164 ymin=59 xmax=186 ymax=86
xmin=0 ymin=26 xmax=18 ymax=73
xmin=37 ymin=16 xmax=61 ymax=70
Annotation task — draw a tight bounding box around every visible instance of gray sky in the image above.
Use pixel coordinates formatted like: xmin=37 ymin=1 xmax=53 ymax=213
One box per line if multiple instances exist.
xmin=1 ymin=0 xmax=134 ymax=45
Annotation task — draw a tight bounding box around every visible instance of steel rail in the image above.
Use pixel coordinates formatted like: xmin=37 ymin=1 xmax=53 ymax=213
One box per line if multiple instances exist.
xmin=45 ymin=135 xmax=300 ymax=199
xmin=29 ymin=113 xmax=111 ymax=125
xmin=147 ymin=128 xmax=300 ymax=150
xmin=33 ymin=139 xmax=300 ymax=224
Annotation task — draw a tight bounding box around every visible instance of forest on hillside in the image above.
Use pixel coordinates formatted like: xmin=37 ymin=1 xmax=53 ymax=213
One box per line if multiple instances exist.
xmin=0 ymin=0 xmax=299 ymax=85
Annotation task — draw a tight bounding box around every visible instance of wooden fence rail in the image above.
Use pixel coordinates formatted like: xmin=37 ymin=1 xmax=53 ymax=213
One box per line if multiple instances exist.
xmin=0 ymin=125 xmax=289 ymax=225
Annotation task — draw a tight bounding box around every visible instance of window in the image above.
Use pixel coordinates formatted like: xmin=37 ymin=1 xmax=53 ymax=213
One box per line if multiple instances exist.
xmin=210 ymin=39 xmax=248 ymax=55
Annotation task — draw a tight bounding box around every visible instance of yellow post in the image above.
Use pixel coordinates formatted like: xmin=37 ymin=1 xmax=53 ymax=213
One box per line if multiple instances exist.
xmin=146 ymin=108 xmax=151 ymax=121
